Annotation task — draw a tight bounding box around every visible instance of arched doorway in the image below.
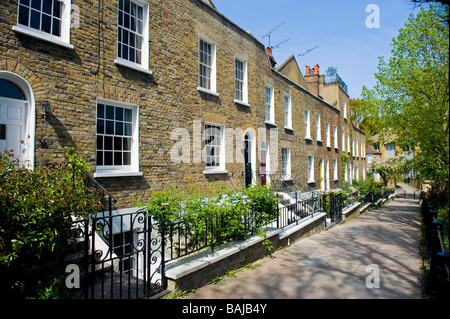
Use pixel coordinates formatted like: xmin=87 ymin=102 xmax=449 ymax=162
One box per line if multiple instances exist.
xmin=243 ymin=130 xmax=256 ymax=188
xmin=0 ymin=72 xmax=35 ymax=168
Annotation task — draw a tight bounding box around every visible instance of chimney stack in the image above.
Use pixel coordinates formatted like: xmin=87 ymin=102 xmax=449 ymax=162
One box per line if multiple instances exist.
xmin=266 ymin=47 xmax=276 ymax=68
xmin=304 ymin=63 xmax=321 ymax=96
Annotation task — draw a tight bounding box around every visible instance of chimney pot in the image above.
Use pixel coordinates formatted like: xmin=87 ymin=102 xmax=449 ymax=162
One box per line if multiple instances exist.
xmin=266 ymin=47 xmax=273 ymax=56
xmin=305 ymin=65 xmax=310 ymax=74
xmin=314 ymin=64 xmax=320 ymax=74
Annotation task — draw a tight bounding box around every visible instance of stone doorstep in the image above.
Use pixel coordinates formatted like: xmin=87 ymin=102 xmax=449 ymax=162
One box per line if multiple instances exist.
xmin=165 ymin=213 xmax=327 ymax=292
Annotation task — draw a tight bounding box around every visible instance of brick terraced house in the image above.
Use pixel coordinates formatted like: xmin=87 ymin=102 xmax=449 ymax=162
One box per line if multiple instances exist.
xmin=0 ymin=0 xmax=367 ymax=209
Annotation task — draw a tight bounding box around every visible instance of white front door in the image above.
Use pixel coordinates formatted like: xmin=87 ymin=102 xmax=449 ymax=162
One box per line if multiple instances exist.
xmin=0 ymin=98 xmax=27 ymax=163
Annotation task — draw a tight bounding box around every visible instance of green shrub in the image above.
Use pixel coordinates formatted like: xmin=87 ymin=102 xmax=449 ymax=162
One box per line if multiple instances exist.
xmin=0 ymin=151 xmax=101 ymax=298
xmin=143 ymin=184 xmax=279 ymax=251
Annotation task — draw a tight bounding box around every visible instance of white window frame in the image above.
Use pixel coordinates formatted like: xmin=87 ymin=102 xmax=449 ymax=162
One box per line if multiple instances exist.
xmin=234 ymin=56 xmax=249 ymax=106
xmin=114 ymin=0 xmax=151 ymax=75
xmin=198 ymin=36 xmax=218 ymax=96
xmin=305 ymin=109 xmax=311 ymax=140
xmin=94 ymin=98 xmax=141 ymax=178
xmin=281 ymin=147 xmax=291 ymax=181
xmin=307 ymin=155 xmax=314 ymax=183
xmin=333 ymin=158 xmax=338 ymax=181
xmin=284 ymin=93 xmax=292 ymax=130
xmin=326 ymin=122 xmax=331 ymax=148
xmin=347 ymin=133 xmax=351 ymax=154
xmin=13 ymin=0 xmax=73 ymax=49
xmin=342 ymin=129 xmax=345 ymax=152
xmin=333 ymin=125 xmax=338 ymax=149
xmin=343 ymin=101 xmax=347 ymax=120
xmin=356 ymin=140 xmax=359 ymax=157
xmin=264 ymin=84 xmax=275 ymax=125
xmin=352 ymin=138 xmax=355 ymax=156
xmin=316 ymin=114 xmax=321 ymax=141
xmin=203 ymin=122 xmax=226 ymax=174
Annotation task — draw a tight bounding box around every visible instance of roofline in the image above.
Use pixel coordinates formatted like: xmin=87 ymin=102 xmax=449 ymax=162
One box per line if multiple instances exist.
xmin=271 ymin=69 xmax=341 ymax=115
xmin=192 ymin=0 xmax=266 ymax=49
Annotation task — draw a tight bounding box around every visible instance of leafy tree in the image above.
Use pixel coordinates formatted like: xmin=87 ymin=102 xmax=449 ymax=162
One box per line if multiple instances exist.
xmin=371 ymin=156 xmax=410 ymax=187
xmin=349 ymin=98 xmax=380 ymax=136
xmin=361 ymin=4 xmax=449 ymax=185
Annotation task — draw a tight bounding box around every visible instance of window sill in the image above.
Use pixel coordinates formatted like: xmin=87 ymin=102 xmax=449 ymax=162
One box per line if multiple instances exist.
xmin=115 ymin=59 xmax=153 ymax=75
xmin=305 ymin=137 xmax=312 ymax=141
xmin=284 ymin=127 xmax=294 ymax=132
xmin=197 ymin=87 xmax=219 ymax=97
xmin=94 ymin=171 xmax=144 ymax=178
xmin=265 ymin=121 xmax=277 ymax=127
xmin=307 ymin=180 xmax=315 ymax=184
xmin=203 ymin=169 xmax=228 ymax=175
xmin=12 ymin=25 xmax=74 ymax=49
xmin=234 ymin=99 xmax=250 ymax=107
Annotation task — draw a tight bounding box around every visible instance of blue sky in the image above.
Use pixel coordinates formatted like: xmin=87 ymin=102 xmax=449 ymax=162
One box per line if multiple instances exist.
xmin=212 ymin=0 xmax=419 ymax=99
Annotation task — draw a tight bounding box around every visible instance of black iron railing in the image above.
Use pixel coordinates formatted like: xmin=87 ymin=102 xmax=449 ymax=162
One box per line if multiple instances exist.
xmin=69 ymin=162 xmax=117 ymax=215
xmin=421 ymin=198 xmax=449 ymax=296
xmin=276 ymin=194 xmax=322 ymax=229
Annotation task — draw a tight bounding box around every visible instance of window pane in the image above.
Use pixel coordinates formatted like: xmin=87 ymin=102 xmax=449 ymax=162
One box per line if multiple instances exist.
xmin=124 ymin=108 xmax=132 ymax=122
xmin=106 ymin=121 xmax=114 ymax=135
xmin=31 ymin=0 xmax=41 ymax=10
xmin=96 ymin=151 xmax=103 ymax=166
xmin=106 ymin=105 xmax=115 ymax=119
xmin=114 ymin=152 xmax=123 ymax=165
xmin=97 ymin=119 xmax=104 ymax=134
xmin=18 ymin=5 xmax=30 ymax=26
xmin=104 ymin=136 xmax=113 ymax=150
xmin=41 ymin=13 xmax=51 ymax=33
xmin=53 ymin=0 xmax=61 ymax=18
xmin=0 ymin=80 xmax=26 ymax=100
xmin=123 ymin=152 xmax=131 ymax=165
xmin=42 ymin=0 xmax=52 ymax=14
xmin=115 ymin=107 xmax=123 ymax=121
xmin=104 ymin=151 xmax=113 ymax=165
xmin=114 ymin=137 xmax=123 ymax=150
xmin=115 ymin=122 xmax=123 ymax=135
xmin=96 ymin=136 xmax=103 ymax=150
xmin=52 ymin=18 xmax=61 ymax=36
xmin=123 ymin=138 xmax=131 ymax=151
xmin=97 ymin=104 xmax=104 ymax=118
xmin=124 ymin=123 xmax=132 ymax=136
xmin=30 ymin=9 xmax=41 ymax=29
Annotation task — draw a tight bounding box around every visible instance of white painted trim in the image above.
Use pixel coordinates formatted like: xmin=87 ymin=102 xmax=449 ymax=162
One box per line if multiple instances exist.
xmin=0 ymin=71 xmax=36 ymax=169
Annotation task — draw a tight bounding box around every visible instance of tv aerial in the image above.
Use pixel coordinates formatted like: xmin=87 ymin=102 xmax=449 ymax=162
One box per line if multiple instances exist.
xmin=298 ymin=46 xmax=319 ymax=66
xmin=272 ymin=38 xmax=290 ymax=61
xmin=262 ymin=21 xmax=286 ymax=47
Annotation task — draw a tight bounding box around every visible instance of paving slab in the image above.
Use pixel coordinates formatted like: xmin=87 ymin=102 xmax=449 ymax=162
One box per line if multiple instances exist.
xmin=182 ymin=183 xmax=422 ymax=299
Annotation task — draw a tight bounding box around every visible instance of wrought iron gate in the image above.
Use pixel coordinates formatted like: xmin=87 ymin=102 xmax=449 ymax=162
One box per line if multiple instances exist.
xmin=75 ymin=210 xmax=166 ymax=299
xmin=328 ymin=192 xmax=343 ymax=223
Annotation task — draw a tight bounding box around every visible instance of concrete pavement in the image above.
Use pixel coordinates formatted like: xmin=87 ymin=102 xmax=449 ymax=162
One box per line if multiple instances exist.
xmin=183 ymin=183 xmax=422 ymax=299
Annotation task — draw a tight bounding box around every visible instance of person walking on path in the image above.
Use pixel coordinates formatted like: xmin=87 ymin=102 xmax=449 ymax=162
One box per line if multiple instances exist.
xmin=183 ymin=183 xmax=423 ymax=299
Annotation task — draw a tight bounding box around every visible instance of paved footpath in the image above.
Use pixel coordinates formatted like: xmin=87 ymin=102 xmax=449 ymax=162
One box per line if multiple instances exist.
xmin=183 ymin=183 xmax=422 ymax=299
